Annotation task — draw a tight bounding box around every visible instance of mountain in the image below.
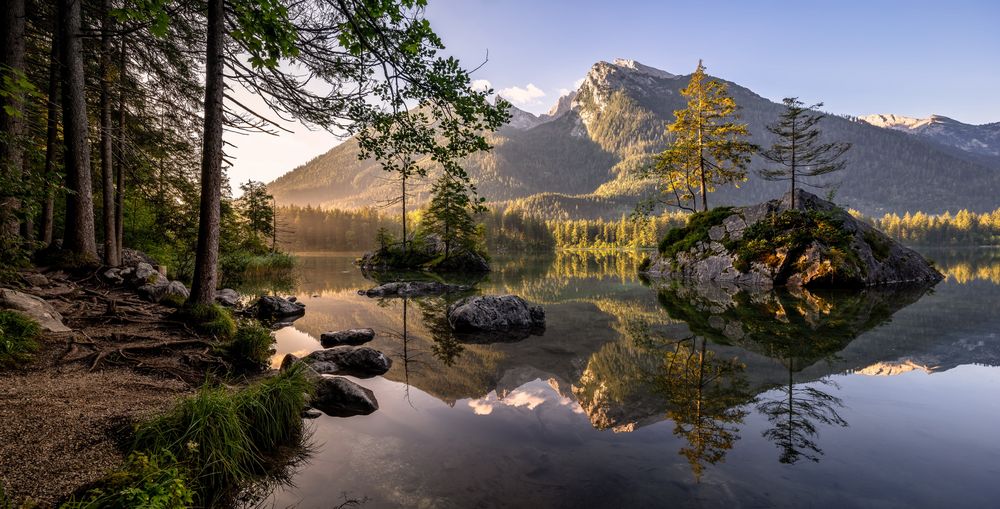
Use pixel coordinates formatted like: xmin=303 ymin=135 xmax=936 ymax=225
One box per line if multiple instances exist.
xmin=269 ymin=59 xmax=1000 ymax=218
xmin=858 ymin=113 xmax=1000 ymax=161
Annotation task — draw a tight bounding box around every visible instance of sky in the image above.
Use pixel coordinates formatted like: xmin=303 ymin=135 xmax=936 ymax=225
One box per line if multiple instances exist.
xmin=226 ymin=0 xmax=1000 ymax=193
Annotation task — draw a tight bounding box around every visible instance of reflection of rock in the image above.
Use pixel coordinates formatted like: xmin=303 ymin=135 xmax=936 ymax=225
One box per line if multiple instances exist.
xmin=320 ymin=328 xmax=375 ymax=347
xmin=360 ymin=281 xmax=471 ymax=298
xmin=311 ymin=376 xmax=379 ymax=417
xmin=251 ymin=295 xmax=305 ymax=319
xmin=644 ymin=190 xmax=942 ymax=288
xmin=447 ymin=295 xmax=545 ymax=333
xmin=303 ymin=346 xmax=392 ymax=378
xmin=654 ymin=281 xmax=934 ymax=367
xmin=0 ymin=289 xmax=71 ymax=333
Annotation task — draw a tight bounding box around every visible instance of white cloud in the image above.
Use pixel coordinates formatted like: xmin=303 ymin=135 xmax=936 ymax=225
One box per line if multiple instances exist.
xmin=557 ymin=88 xmax=571 ymax=97
xmin=467 ymin=398 xmax=494 ymax=415
xmin=499 ymin=83 xmax=546 ymax=106
xmin=470 ymin=79 xmax=492 ymax=92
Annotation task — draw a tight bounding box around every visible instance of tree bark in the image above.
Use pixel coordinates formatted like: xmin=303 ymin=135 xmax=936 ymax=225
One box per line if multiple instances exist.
xmin=0 ymin=0 xmax=26 ymax=240
xmin=100 ymin=0 xmax=119 ymax=266
xmin=114 ymin=43 xmax=126 ymax=262
xmin=59 ymin=0 xmax=98 ymax=260
xmin=40 ymin=34 xmax=60 ymax=246
xmin=188 ymin=0 xmax=226 ymax=305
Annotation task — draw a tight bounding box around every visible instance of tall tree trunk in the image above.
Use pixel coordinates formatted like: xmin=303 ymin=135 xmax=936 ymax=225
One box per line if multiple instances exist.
xmin=114 ymin=43 xmax=126 ymax=262
xmin=99 ymin=0 xmax=118 ymax=265
xmin=189 ymin=0 xmax=225 ymax=305
xmin=0 ymin=0 xmax=26 ymax=240
xmin=59 ymin=0 xmax=98 ymax=260
xmin=41 ymin=34 xmax=60 ymax=246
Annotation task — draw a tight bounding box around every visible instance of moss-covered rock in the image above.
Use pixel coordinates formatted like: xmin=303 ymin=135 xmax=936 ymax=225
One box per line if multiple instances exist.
xmin=643 ymin=190 xmax=943 ymax=289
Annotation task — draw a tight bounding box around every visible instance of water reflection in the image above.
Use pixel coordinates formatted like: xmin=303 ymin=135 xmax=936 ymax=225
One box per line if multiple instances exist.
xmin=265 ymin=250 xmax=1000 ymax=508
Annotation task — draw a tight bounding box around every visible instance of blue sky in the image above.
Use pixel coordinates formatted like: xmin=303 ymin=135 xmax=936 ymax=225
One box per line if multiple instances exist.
xmin=426 ymin=0 xmax=1000 ymax=121
xmin=228 ymin=0 xmax=999 ymax=191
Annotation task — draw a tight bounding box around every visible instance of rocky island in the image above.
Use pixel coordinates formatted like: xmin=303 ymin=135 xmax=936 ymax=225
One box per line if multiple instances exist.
xmin=642 ymin=190 xmax=943 ymax=288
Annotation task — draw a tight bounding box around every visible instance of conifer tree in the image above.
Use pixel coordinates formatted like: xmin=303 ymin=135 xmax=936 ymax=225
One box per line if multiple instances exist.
xmin=758 ymin=98 xmax=851 ymax=208
xmin=643 ymin=60 xmax=754 ymax=212
xmin=424 ymin=172 xmax=482 ymax=258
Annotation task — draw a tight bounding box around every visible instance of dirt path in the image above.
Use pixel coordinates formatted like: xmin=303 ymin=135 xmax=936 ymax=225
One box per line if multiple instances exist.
xmin=0 ymin=270 xmax=228 ymax=506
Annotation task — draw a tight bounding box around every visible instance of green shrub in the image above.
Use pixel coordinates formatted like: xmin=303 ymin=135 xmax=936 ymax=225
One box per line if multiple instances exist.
xmin=181 ymin=304 xmax=236 ymax=340
xmin=728 ymin=210 xmax=858 ymax=273
xmin=657 ymin=207 xmax=734 ymax=258
xmin=133 ymin=386 xmax=254 ymax=504
xmin=0 ymin=311 xmax=41 ymax=368
xmin=224 ymin=320 xmax=275 ymax=371
xmin=60 ymin=451 xmax=194 ymax=509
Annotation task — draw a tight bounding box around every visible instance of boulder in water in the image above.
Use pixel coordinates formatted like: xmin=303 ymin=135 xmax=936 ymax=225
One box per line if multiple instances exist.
xmin=360 ymin=281 xmax=471 ymax=298
xmin=302 ymin=346 xmax=392 ymax=378
xmin=215 ymin=288 xmax=241 ymax=307
xmin=251 ymin=295 xmax=305 ymax=319
xmin=447 ymin=295 xmax=545 ymax=332
xmin=310 ymin=376 xmax=379 ymax=417
xmin=643 ymin=190 xmax=943 ymax=289
xmin=320 ymin=328 xmax=376 ymax=347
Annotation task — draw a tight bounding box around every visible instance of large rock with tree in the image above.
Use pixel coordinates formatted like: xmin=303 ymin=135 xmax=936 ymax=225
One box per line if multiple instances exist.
xmin=642 ymin=190 xmax=943 ymax=288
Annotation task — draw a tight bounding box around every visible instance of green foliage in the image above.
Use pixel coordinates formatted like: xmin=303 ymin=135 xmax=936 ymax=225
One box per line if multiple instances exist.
xmin=657 ymin=207 xmax=734 ymax=258
xmin=728 ymin=210 xmax=856 ymax=273
xmin=181 ymin=304 xmax=236 ymax=340
xmin=424 ymin=172 xmax=483 ymax=258
xmin=0 ymin=311 xmax=41 ymax=368
xmin=129 ymin=369 xmax=315 ymax=504
xmin=132 ymin=386 xmax=253 ymax=504
xmin=223 ymin=320 xmax=275 ymax=371
xmin=864 ymin=230 xmax=892 ymax=261
xmin=229 ymin=0 xmax=299 ymax=69
xmin=238 ymin=181 xmax=275 ymax=245
xmin=60 ymin=451 xmax=194 ymax=509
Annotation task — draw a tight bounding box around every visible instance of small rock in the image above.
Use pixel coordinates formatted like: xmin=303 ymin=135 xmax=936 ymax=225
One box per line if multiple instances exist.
xmin=310 ymin=376 xmax=379 ymax=417
xmin=102 ymin=268 xmax=124 ymax=285
xmin=163 ymin=281 xmax=189 ymax=301
xmin=320 ymin=328 xmax=376 ymax=347
xmin=136 ymin=278 xmax=170 ymax=302
xmin=215 ymin=288 xmax=240 ymax=307
xmin=132 ymin=263 xmax=158 ymax=285
xmin=303 ymin=346 xmax=392 ymax=378
xmin=251 ymin=295 xmax=305 ymax=319
xmin=0 ymin=288 xmax=71 ymax=332
xmin=708 ymin=224 xmax=726 ymax=242
xmin=22 ymin=274 xmax=49 ymax=287
xmin=360 ymin=281 xmax=471 ymax=298
xmin=447 ymin=295 xmax=545 ymax=332
xmin=302 ymin=408 xmax=323 ymax=419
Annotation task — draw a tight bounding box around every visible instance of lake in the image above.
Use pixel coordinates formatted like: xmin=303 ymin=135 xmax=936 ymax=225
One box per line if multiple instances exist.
xmin=260 ymin=249 xmax=1000 ymax=509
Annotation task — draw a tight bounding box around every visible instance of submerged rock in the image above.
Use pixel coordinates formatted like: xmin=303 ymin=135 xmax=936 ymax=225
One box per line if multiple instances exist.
xmin=643 ymin=190 xmax=943 ymax=289
xmin=251 ymin=295 xmax=305 ymax=319
xmin=301 ymin=408 xmax=323 ymax=419
xmin=302 ymin=346 xmax=392 ymax=378
xmin=360 ymin=281 xmax=471 ymax=298
xmin=0 ymin=288 xmax=71 ymax=333
xmin=447 ymin=295 xmax=545 ymax=332
xmin=320 ymin=328 xmax=376 ymax=347
xmin=310 ymin=376 xmax=379 ymax=417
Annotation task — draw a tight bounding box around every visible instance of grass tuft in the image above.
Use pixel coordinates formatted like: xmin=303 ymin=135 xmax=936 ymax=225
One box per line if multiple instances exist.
xmin=236 ymin=363 xmax=313 ymax=454
xmin=223 ymin=319 xmax=275 ymax=371
xmin=0 ymin=311 xmax=41 ymax=368
xmin=658 ymin=207 xmax=734 ymax=258
xmin=133 ymin=386 xmax=254 ymax=504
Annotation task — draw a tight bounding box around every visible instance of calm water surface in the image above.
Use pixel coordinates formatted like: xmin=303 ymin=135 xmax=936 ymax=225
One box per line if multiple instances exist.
xmin=260 ymin=250 xmax=1000 ymax=509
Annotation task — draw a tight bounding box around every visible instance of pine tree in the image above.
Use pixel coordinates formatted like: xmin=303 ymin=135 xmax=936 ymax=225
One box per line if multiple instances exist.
xmin=758 ymin=98 xmax=851 ymax=208
xmin=423 ymin=172 xmax=481 ymax=258
xmin=644 ymin=60 xmax=754 ymax=212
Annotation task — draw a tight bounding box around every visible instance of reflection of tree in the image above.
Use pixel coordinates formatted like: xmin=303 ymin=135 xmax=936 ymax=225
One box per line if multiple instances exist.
xmin=413 ymin=296 xmax=466 ymax=367
xmin=757 ymin=367 xmax=847 ymax=464
xmin=655 ymin=336 xmax=751 ymax=480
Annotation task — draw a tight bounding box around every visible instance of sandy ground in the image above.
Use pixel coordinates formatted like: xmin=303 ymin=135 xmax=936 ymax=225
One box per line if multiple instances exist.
xmin=0 ymin=271 xmax=220 ymax=506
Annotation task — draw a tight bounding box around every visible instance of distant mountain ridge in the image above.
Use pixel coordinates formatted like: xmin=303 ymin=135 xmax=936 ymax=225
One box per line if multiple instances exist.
xmin=269 ymin=59 xmax=1000 ymax=218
